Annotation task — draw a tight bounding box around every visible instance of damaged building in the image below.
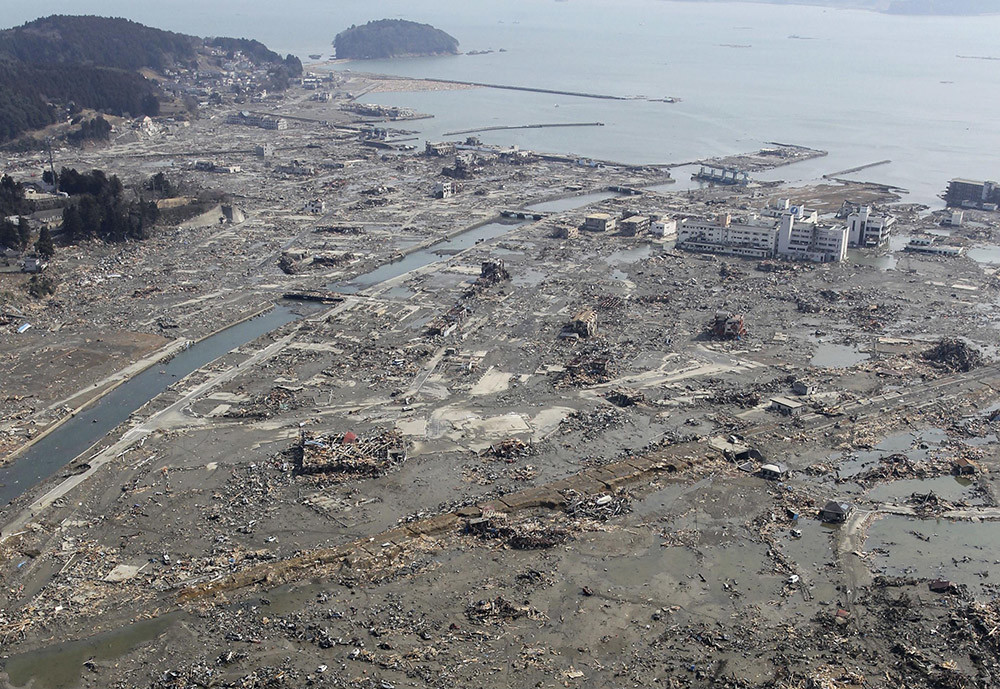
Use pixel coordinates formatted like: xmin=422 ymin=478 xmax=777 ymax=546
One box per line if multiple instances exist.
xmin=297 ymin=429 xmax=407 ymax=477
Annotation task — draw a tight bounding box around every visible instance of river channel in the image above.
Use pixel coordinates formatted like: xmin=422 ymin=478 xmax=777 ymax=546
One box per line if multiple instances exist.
xmin=0 ymin=192 xmax=615 ymax=509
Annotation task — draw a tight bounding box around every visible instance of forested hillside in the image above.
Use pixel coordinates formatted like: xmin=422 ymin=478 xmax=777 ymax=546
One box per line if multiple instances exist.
xmin=0 ymin=15 xmax=198 ymax=71
xmin=0 ymin=60 xmax=158 ymax=141
xmin=0 ymin=15 xmax=303 ymax=144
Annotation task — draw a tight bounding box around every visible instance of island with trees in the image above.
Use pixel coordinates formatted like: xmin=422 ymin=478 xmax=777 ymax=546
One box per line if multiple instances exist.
xmin=333 ymin=19 xmax=459 ymax=60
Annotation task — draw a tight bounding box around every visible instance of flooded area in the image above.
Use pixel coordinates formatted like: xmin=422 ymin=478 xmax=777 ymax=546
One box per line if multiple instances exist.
xmin=335 ymin=218 xmax=528 ymax=292
xmin=966 ymin=244 xmax=1000 ymax=265
xmin=524 ymin=190 xmax=620 ymax=213
xmin=865 ymin=516 xmax=1000 ymax=597
xmin=847 ymin=234 xmax=911 ymax=272
xmin=866 ymin=475 xmax=982 ymax=505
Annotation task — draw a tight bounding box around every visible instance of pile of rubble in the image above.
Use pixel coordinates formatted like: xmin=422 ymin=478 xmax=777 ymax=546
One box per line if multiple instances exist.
xmin=296 ymin=429 xmax=407 ymax=477
xmin=481 ymin=437 xmax=534 ymax=460
xmin=464 ymin=512 xmax=570 ymax=550
xmin=465 ymin=596 xmax=543 ymax=624
xmin=560 ymin=406 xmax=628 ymax=440
xmin=150 ymin=662 xmax=305 ymax=689
xmin=557 ymin=353 xmax=614 ymax=387
xmin=224 ymin=387 xmax=299 ymax=419
xmin=848 ymin=453 xmax=946 ymax=488
xmin=906 ymin=490 xmax=960 ymax=516
xmin=564 ymin=491 xmax=632 ymax=521
xmin=471 ymin=258 xmax=510 ymax=292
xmin=923 ymin=338 xmax=986 ymax=373
xmin=710 ymin=387 xmax=762 ymax=409
xmin=605 ymin=388 xmax=646 ymax=407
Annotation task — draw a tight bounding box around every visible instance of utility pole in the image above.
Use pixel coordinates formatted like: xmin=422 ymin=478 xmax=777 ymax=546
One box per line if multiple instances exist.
xmin=45 ymin=138 xmax=58 ymax=193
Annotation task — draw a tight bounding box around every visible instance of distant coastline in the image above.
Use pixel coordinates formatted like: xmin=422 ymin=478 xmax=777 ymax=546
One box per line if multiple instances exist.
xmin=670 ymin=0 xmax=1000 ymax=16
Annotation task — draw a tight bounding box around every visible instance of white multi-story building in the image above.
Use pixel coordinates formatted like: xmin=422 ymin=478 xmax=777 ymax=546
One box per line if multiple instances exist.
xmin=776 ymin=206 xmax=848 ymax=263
xmin=651 ymin=218 xmax=677 ymax=238
xmin=678 ymin=214 xmax=778 ymax=258
xmin=679 ymin=204 xmax=848 ymax=263
xmin=847 ymin=206 xmax=895 ymax=248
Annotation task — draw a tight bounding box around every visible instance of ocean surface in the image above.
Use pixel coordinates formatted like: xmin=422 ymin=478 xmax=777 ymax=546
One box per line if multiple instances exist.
xmin=8 ymin=1 xmax=1000 ymax=206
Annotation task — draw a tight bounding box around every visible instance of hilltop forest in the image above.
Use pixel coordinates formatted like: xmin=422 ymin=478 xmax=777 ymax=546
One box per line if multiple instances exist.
xmin=0 ymin=15 xmax=302 ymax=143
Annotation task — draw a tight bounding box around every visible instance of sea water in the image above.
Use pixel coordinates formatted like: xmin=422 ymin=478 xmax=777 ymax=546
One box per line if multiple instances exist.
xmin=6 ymin=0 xmax=1000 ymax=205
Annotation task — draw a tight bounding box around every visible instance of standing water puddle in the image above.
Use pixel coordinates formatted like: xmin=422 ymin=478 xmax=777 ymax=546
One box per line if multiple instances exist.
xmin=866 ymin=475 xmax=981 ymax=505
xmin=810 ymin=342 xmax=870 ymax=368
xmin=4 ymin=614 xmax=179 ymax=688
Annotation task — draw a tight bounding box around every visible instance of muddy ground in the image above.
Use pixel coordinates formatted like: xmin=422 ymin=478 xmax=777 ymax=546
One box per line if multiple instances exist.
xmin=3 ymin=75 xmax=1000 ymax=689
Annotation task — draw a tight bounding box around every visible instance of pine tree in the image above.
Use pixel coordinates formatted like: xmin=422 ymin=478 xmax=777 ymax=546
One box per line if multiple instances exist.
xmin=17 ymin=218 xmax=30 ymax=249
xmin=35 ymin=225 xmax=54 ymax=258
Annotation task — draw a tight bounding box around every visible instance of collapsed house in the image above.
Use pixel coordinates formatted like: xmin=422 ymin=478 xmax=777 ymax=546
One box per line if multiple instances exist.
xmin=297 ymin=429 xmax=407 ymax=477
xmin=475 ymin=259 xmax=511 ymax=289
xmin=712 ymin=311 xmax=747 ymax=340
xmin=562 ymin=308 xmax=598 ymax=339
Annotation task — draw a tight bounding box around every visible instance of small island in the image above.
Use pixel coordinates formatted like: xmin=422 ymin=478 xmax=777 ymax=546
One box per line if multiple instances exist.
xmin=333 ymin=19 xmax=459 ymax=60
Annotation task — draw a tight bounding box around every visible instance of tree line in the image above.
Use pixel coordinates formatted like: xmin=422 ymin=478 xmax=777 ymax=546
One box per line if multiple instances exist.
xmin=57 ymin=167 xmax=160 ymax=243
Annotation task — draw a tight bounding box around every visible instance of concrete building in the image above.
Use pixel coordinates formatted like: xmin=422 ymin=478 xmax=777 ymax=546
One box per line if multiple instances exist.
xmin=904 ymin=238 xmax=963 ymax=256
xmin=582 ymin=213 xmax=617 ymax=233
xmin=226 ymin=111 xmax=288 ymax=130
xmin=847 ymin=206 xmax=895 ymax=248
xmin=221 ymin=205 xmax=245 ymax=224
xmin=651 ymin=218 xmax=677 ymax=238
xmin=678 ymin=214 xmax=778 ymax=258
xmin=620 ymin=215 xmax=651 ymax=236
xmin=760 ymin=463 xmax=790 ymax=480
xmin=946 ymin=178 xmax=1000 ymax=209
xmin=942 ymin=210 xmax=964 ymax=227
xmin=425 ymin=141 xmax=456 ymax=157
xmin=303 ymin=199 xmax=326 ymax=214
xmin=565 ymin=309 xmax=597 ymax=339
xmin=791 ymin=380 xmax=816 ymax=396
xmin=21 ymin=256 xmax=46 ymax=273
xmin=275 ymin=161 xmax=316 ymax=176
xmin=712 ymin=311 xmax=747 ymax=340
xmin=771 ymin=397 xmax=806 ymax=416
xmin=433 ymin=181 xmax=455 ymax=199
xmin=776 ymin=206 xmax=848 ymax=263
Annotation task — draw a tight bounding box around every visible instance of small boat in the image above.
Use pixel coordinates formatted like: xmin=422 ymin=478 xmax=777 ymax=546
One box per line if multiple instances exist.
xmin=309 ymin=54 xmax=322 ymax=60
